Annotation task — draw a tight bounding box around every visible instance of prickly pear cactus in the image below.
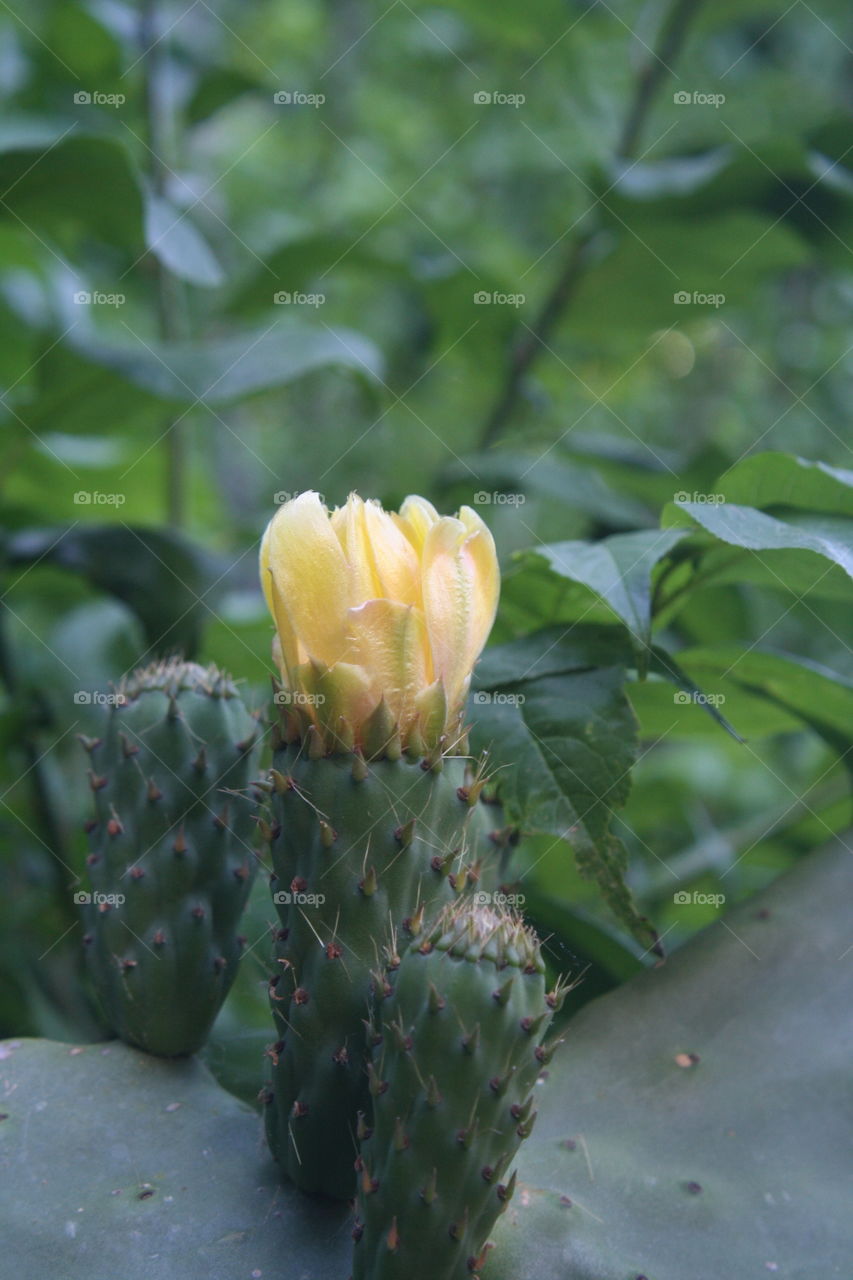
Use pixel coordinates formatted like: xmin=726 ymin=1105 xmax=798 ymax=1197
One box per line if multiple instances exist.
xmin=78 ymin=658 xmax=260 ymax=1057
xmin=351 ymin=901 xmax=563 ymax=1280
xmin=260 ymin=711 xmax=510 ymax=1201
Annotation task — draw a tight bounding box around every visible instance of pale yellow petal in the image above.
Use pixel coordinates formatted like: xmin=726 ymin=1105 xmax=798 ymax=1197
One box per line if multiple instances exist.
xmin=347 ymin=600 xmax=430 ymax=729
xmin=421 ymin=515 xmax=499 ymax=716
xmin=332 ymin=494 xmax=381 ymax=602
xmin=264 ymin=491 xmax=351 ymax=665
xmin=396 ymin=495 xmax=440 ymax=554
xmin=459 ymin=525 xmax=500 ymax=660
xmin=267 ymin=568 xmax=303 ymax=680
xmin=457 ymin=505 xmax=491 ymax=538
xmin=362 ymin=501 xmax=420 ymax=605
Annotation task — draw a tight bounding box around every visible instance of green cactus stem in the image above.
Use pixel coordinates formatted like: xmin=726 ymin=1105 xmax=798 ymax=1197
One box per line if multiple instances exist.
xmin=352 ymin=901 xmax=564 ymax=1280
xmin=260 ymin=713 xmax=510 ymax=1201
xmin=78 ymin=658 xmax=260 ymax=1057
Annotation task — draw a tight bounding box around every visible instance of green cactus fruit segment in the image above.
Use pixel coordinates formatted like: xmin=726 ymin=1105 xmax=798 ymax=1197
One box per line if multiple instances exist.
xmin=79 ymin=659 xmax=260 ymax=1057
xmin=352 ymin=902 xmax=560 ymax=1280
xmin=263 ymin=746 xmax=504 ymax=1200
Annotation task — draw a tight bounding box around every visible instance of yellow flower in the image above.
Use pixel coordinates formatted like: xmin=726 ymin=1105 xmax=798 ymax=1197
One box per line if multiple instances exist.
xmin=260 ymin=491 xmax=499 ymax=757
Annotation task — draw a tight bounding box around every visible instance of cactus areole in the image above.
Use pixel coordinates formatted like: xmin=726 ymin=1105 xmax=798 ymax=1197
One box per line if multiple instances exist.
xmin=258 ymin=492 xmax=507 ymax=1199
xmin=79 ymin=658 xmax=259 ymax=1057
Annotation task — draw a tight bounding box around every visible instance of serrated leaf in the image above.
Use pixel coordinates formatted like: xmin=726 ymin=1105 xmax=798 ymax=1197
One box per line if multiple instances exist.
xmin=470 ymin=661 xmax=659 ymax=953
xmin=474 ymin=623 xmax=635 ymax=687
xmin=516 ymin=528 xmax=687 ymax=665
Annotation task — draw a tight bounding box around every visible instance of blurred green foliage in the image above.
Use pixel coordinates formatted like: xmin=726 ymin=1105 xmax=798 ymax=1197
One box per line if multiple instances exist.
xmin=0 ymin=0 xmax=850 ymax=1053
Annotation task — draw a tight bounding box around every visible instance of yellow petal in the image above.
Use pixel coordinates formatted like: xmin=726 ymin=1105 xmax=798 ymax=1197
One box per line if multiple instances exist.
xmin=421 ymin=515 xmax=499 ymax=716
xmin=395 ymin=495 xmax=440 ymax=554
xmin=459 ymin=523 xmax=500 ymax=660
xmin=347 ymin=599 xmax=430 ymax=730
xmin=264 ymin=491 xmax=351 ymax=665
xmin=362 ymin=501 xmax=420 ymax=606
xmin=330 ymin=494 xmax=382 ymax=602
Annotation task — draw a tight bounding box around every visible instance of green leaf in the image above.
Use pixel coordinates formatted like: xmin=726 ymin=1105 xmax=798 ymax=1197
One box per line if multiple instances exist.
xmin=0 ymin=133 xmax=143 ymax=248
xmin=677 ymin=647 xmax=853 ymax=761
xmin=516 ymin=528 xmax=687 ymax=662
xmin=143 ymin=192 xmax=224 ymax=288
xmin=476 ymin=626 xmax=742 ymax=741
xmin=474 ymin=623 xmax=635 ymax=687
xmin=70 ymin=319 xmax=382 ymax=403
xmin=470 ymin=648 xmax=659 ymax=954
xmin=606 ymin=148 xmax=732 ymax=199
xmin=5 ymin=525 xmax=224 ymax=659
xmin=662 ymin=500 xmax=853 ymax=596
xmin=564 ymin=212 xmax=807 ymax=337
xmin=716 ymin=451 xmax=853 ymax=515
xmin=441 ymin=451 xmax=654 ymax=529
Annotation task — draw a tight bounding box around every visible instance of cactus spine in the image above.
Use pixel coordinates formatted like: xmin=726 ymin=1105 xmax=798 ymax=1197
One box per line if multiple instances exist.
xmin=352 ymin=901 xmax=563 ymax=1280
xmin=78 ymin=658 xmax=259 ymax=1057
xmin=261 ymin=702 xmax=508 ymax=1200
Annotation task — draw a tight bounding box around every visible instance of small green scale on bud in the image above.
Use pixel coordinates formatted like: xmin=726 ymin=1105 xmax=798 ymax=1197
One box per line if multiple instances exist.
xmin=352 ymin=901 xmax=565 ymax=1280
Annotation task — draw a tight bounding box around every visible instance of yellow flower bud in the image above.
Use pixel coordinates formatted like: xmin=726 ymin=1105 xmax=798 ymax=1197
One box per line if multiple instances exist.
xmin=260 ymin=491 xmax=500 ymax=756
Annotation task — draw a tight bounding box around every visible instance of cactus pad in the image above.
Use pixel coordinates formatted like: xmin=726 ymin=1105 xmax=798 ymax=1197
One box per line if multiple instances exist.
xmin=78 ymin=658 xmax=260 ymax=1057
xmin=261 ymin=741 xmax=507 ymax=1199
xmin=352 ymin=901 xmax=563 ymax=1279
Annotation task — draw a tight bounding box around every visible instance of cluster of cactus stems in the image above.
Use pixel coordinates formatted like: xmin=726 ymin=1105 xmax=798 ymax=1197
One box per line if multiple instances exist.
xmin=258 ymin=687 xmax=517 ymax=1200
xmin=77 ymin=658 xmax=260 ymax=1057
xmin=351 ymin=902 xmax=566 ymax=1280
